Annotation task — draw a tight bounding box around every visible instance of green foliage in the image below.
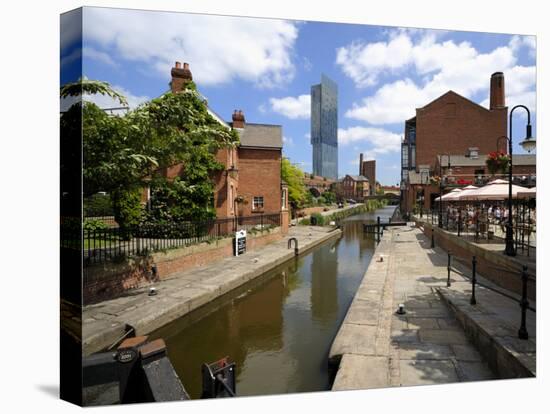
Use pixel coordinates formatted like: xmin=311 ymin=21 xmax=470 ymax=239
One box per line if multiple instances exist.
xmin=61 ymin=77 xmax=239 ymax=222
xmin=144 ymin=176 xmax=216 ymax=224
xmin=317 ymin=196 xmax=327 ymax=205
xmin=61 ymin=77 xmax=128 ymax=107
xmin=323 ymin=191 xmax=336 ymax=204
xmin=84 ymin=193 xmax=114 ymax=217
xmin=281 ymin=158 xmax=308 ymax=209
xmin=112 ymin=188 xmax=144 ymax=230
xmin=83 ymin=218 xmax=109 ymax=232
xmin=310 ymin=212 xmax=325 ymax=226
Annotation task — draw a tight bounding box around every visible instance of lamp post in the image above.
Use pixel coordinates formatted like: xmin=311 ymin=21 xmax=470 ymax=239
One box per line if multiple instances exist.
xmin=438 ymin=154 xmax=451 ymax=228
xmin=498 ymin=105 xmax=535 ymax=257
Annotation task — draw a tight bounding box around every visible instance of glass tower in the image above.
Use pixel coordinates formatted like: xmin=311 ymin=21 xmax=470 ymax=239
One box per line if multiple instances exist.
xmin=311 ymin=75 xmax=338 ymax=180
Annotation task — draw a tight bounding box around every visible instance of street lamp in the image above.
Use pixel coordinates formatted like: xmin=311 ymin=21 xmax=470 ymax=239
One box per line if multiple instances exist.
xmin=498 ymin=104 xmax=534 ymax=257
xmin=438 ymin=154 xmax=451 ymax=228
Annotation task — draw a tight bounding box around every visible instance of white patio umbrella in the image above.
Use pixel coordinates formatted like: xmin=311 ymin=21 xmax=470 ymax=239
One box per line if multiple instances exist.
xmin=454 ymin=185 xmax=478 ymax=200
xmin=435 ymin=188 xmax=462 ymax=202
xmin=517 ymin=187 xmax=536 ymax=199
xmin=459 ymin=180 xmax=529 ymax=201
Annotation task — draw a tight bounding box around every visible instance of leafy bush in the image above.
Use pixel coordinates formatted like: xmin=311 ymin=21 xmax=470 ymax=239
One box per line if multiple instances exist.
xmin=113 ymin=188 xmax=144 ymax=231
xmin=83 ymin=218 xmax=109 ymax=232
xmin=310 ymin=212 xmax=325 ymax=226
xmin=323 ymin=191 xmax=336 ymax=204
xmin=84 ymin=193 xmax=114 ymax=217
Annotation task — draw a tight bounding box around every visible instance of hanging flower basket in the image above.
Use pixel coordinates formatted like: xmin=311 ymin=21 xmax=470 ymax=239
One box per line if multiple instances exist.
xmin=429 ymin=175 xmax=441 ymax=186
xmin=235 ymin=195 xmax=248 ymax=205
xmin=486 ymin=151 xmax=510 ymax=175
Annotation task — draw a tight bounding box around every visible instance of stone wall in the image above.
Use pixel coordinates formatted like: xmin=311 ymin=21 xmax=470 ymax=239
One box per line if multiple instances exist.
xmin=83 ymin=227 xmax=282 ymax=305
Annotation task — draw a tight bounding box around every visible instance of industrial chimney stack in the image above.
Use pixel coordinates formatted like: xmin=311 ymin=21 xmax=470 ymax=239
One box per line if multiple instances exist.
xmin=490 ymin=72 xmax=505 ymax=110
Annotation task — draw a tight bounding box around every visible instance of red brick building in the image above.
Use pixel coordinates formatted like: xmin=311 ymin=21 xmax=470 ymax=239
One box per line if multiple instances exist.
xmin=157 ymin=62 xmax=289 ymax=230
xmin=336 ymin=174 xmax=370 ymax=202
xmin=401 ymin=72 xmax=514 ymax=213
xmin=359 ymin=155 xmax=376 ymax=196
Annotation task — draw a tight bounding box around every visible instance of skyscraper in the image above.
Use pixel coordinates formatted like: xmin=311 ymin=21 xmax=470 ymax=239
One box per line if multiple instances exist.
xmin=311 ymin=74 xmax=338 ymax=180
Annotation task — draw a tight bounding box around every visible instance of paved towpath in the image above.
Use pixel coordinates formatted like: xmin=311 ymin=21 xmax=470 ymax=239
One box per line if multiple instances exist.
xmin=82 ymin=225 xmax=340 ymax=355
xmin=330 ymin=225 xmax=536 ymax=390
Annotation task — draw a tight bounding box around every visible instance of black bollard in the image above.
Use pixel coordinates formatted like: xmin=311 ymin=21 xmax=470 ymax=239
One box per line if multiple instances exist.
xmin=518 ymin=265 xmax=529 ymax=340
xmin=431 ymin=228 xmax=435 ymax=248
xmin=447 ymin=251 xmax=451 ymax=287
xmin=470 ymin=256 xmax=477 ymax=305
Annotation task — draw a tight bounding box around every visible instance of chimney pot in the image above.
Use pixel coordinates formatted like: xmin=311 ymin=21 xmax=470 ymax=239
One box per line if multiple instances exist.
xmin=175 ymin=61 xmax=181 ymax=68
xmin=183 ymin=62 xmax=189 ymax=70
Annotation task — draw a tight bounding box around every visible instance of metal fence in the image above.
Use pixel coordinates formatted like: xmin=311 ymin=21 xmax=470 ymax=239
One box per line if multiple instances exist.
xmin=421 ymin=199 xmax=536 ymax=257
xmin=62 ymin=213 xmax=281 ymax=266
xmin=445 ymin=251 xmax=535 ymax=340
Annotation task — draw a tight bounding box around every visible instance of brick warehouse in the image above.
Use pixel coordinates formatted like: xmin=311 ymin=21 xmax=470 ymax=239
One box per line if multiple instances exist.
xmin=156 ymin=62 xmax=289 ymax=230
xmin=399 ymin=72 xmax=534 ymax=214
xmin=359 ymin=154 xmax=376 ymax=196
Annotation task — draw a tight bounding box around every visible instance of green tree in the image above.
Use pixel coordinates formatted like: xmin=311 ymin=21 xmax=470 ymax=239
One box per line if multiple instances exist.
xmin=323 ymin=191 xmax=336 ymax=204
xmin=281 ymin=158 xmax=308 ymax=210
xmin=61 ymin=77 xmax=239 ymax=224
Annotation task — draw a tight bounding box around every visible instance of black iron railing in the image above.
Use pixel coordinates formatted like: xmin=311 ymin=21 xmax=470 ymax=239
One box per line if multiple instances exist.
xmin=62 ymin=214 xmax=281 ymax=266
xmin=445 ymin=251 xmax=535 ymax=340
xmin=425 ymin=203 xmax=536 ymax=257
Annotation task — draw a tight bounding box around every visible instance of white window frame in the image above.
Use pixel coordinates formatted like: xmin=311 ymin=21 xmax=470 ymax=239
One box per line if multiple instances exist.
xmin=253 ymin=196 xmax=264 ymax=211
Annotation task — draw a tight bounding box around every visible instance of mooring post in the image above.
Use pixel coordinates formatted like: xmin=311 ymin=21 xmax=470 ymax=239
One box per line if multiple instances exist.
xmin=377 ymin=216 xmax=381 ymax=243
xmin=288 ymin=237 xmax=299 ymax=256
xmin=470 ymin=256 xmax=477 ymax=305
xmin=431 ymin=227 xmax=435 ymax=248
xmin=518 ymin=265 xmax=529 ymax=340
xmin=447 ymin=251 xmax=452 ymax=287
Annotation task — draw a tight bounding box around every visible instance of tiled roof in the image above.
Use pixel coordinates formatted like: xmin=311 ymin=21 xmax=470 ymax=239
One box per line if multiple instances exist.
xmin=346 ymin=175 xmax=369 ymax=182
xmin=234 ymin=123 xmax=282 ymax=149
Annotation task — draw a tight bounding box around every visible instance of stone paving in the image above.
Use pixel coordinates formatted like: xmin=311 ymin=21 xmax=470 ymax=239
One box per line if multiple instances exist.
xmin=82 ymin=225 xmax=341 ymax=355
xmin=330 ymin=224 xmax=536 ymax=390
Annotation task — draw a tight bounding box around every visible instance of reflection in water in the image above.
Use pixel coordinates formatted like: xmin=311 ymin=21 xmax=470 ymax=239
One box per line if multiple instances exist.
xmin=151 ymin=206 xmax=396 ymax=398
xmin=310 ymin=238 xmax=339 ymax=324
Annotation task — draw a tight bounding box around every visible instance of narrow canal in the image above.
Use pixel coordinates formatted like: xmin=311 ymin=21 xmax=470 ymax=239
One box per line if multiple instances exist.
xmin=151 ymin=205 xmax=396 ymax=398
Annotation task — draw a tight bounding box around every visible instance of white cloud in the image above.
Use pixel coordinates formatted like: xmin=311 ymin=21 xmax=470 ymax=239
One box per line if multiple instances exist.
xmin=83 ymin=46 xmax=118 ymax=67
xmin=336 ymin=33 xmax=414 ymax=87
xmin=338 ymin=127 xmax=401 ymax=159
xmin=283 ymin=135 xmax=294 ymax=147
xmin=269 ymin=94 xmax=310 ymax=119
xmin=339 ymin=31 xmax=536 ymax=125
xmin=61 ymin=47 xmax=81 ymax=68
xmin=83 ymin=8 xmax=298 ymax=88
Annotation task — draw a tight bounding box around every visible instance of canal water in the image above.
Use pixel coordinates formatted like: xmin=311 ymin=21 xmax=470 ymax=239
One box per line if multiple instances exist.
xmin=151 ymin=205 xmax=396 ymax=398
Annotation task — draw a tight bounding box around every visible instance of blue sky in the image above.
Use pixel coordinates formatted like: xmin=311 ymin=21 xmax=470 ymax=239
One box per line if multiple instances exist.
xmin=61 ymin=7 xmax=536 ymax=185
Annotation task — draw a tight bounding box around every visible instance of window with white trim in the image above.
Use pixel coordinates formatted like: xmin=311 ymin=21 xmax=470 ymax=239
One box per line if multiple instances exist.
xmin=253 ymin=196 xmax=264 ymax=211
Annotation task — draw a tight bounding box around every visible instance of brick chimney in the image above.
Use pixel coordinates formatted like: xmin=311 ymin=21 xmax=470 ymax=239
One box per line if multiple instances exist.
xmin=490 ymin=72 xmax=505 ymax=110
xmin=232 ymin=110 xmax=245 ymax=129
xmin=171 ymin=61 xmax=193 ymax=93
xmin=359 ymin=153 xmax=364 ymax=175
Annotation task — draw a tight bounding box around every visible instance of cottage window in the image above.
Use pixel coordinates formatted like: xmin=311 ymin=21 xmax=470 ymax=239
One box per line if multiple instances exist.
xmin=253 ymin=196 xmax=264 ymax=210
